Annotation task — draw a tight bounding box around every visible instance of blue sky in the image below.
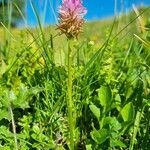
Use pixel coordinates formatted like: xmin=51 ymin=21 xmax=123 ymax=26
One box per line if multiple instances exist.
xmin=24 ymin=0 xmax=150 ymax=26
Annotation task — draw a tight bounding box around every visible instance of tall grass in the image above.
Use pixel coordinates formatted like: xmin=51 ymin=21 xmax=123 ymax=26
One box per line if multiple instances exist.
xmin=0 ymin=1 xmax=150 ymax=149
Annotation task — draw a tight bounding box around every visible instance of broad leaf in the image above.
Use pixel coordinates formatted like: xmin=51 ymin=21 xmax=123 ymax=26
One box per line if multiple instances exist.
xmin=111 ymin=139 xmax=127 ymax=148
xmin=90 ymin=128 xmax=109 ymax=144
xmin=86 ymin=145 xmax=92 ymax=150
xmin=98 ymin=86 xmax=112 ymax=109
xmin=13 ymin=86 xmax=43 ymax=109
xmin=0 ymin=109 xmax=11 ymax=121
xmin=89 ymin=104 xmax=100 ymax=119
xmin=120 ymin=102 xmax=135 ymax=122
xmin=103 ymin=117 xmax=121 ymax=132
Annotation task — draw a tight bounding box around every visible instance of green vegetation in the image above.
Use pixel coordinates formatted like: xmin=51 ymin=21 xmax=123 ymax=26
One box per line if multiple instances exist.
xmin=0 ymin=0 xmax=25 ymax=27
xmin=0 ymin=5 xmax=150 ymax=150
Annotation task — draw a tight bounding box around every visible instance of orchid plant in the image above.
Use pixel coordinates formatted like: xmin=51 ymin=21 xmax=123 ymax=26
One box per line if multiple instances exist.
xmin=57 ymin=0 xmax=87 ymax=149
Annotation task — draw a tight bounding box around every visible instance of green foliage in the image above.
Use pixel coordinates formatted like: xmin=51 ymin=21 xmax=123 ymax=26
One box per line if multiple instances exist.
xmin=91 ymin=128 xmax=109 ymax=144
xmin=0 ymin=0 xmax=25 ymax=27
xmin=98 ymin=85 xmax=112 ymax=110
xmin=120 ymin=102 xmax=135 ymax=122
xmin=0 ymin=6 xmax=150 ymax=150
xmin=89 ymin=104 xmax=100 ymax=120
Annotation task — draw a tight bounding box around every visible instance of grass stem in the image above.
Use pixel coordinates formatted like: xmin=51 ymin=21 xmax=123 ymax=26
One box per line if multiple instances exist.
xmin=9 ymin=105 xmax=18 ymax=150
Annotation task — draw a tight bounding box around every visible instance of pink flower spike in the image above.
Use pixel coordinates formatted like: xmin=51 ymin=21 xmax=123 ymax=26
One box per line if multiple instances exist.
xmin=57 ymin=0 xmax=87 ymax=39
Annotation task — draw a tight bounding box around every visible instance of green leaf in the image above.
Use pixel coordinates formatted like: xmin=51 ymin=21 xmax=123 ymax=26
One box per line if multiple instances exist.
xmin=13 ymin=86 xmax=29 ymax=109
xmin=90 ymin=128 xmax=109 ymax=144
xmin=0 ymin=109 xmax=11 ymax=121
xmin=115 ymin=94 xmax=121 ymax=111
xmin=13 ymin=86 xmax=43 ymax=109
xmin=145 ymin=99 xmax=150 ymax=106
xmin=103 ymin=117 xmax=121 ymax=132
xmin=120 ymin=102 xmax=135 ymax=122
xmin=28 ymin=87 xmax=44 ymax=95
xmin=0 ymin=90 xmax=10 ymax=108
xmin=98 ymin=86 xmax=112 ymax=108
xmin=125 ymin=87 xmax=133 ymax=99
xmin=86 ymin=144 xmax=92 ymax=150
xmin=0 ymin=146 xmax=11 ymax=150
xmin=89 ymin=104 xmax=100 ymax=119
xmin=0 ymin=126 xmax=13 ymax=139
xmin=111 ymin=139 xmax=126 ymax=148
xmin=0 ymin=60 xmax=7 ymax=77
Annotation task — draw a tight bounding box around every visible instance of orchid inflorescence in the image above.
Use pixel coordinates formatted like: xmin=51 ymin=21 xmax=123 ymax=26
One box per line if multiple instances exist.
xmin=57 ymin=0 xmax=87 ymax=39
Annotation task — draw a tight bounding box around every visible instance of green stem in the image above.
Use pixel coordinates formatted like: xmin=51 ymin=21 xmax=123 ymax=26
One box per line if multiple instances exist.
xmin=67 ymin=39 xmax=74 ymax=150
xmin=129 ymin=107 xmax=144 ymax=150
xmin=9 ymin=105 xmax=18 ymax=150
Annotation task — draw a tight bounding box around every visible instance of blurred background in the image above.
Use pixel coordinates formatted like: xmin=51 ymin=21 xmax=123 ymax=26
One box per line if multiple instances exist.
xmin=0 ymin=0 xmax=150 ymax=27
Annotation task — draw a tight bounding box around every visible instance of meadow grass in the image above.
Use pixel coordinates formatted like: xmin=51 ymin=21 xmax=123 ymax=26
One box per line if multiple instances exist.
xmin=0 ymin=4 xmax=150 ymax=150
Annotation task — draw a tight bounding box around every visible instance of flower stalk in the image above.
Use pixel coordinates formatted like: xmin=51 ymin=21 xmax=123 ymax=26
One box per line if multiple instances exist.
xmin=67 ymin=39 xmax=75 ymax=149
